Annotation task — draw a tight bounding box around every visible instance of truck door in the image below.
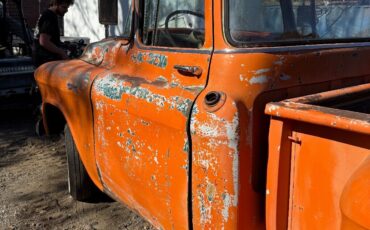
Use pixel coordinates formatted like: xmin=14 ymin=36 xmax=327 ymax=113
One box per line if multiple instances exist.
xmin=91 ymin=0 xmax=212 ymax=229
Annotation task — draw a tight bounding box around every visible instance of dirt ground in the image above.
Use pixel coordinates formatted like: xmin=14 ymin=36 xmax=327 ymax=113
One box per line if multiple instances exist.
xmin=0 ymin=109 xmax=154 ymax=230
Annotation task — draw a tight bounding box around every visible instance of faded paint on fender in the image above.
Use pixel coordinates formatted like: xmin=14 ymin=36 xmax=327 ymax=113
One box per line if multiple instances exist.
xmin=67 ymin=71 xmax=92 ymax=94
xmin=80 ymin=38 xmax=126 ymax=68
xmin=36 ymin=60 xmax=96 ymax=95
xmin=34 ymin=59 xmax=110 ymax=193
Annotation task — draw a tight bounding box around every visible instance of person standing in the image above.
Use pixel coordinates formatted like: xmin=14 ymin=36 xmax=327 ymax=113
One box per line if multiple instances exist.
xmin=34 ymin=0 xmax=74 ymax=67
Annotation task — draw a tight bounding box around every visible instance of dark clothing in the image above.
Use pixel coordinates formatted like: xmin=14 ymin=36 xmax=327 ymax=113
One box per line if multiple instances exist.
xmin=0 ymin=17 xmax=7 ymax=47
xmin=34 ymin=9 xmax=62 ymax=66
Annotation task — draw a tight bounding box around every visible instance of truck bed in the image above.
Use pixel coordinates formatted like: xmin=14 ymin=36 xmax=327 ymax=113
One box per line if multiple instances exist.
xmin=265 ymin=83 xmax=370 ymax=230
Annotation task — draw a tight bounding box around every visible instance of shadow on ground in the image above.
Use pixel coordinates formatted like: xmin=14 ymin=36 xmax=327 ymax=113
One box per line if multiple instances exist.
xmin=0 ymin=109 xmax=153 ymax=230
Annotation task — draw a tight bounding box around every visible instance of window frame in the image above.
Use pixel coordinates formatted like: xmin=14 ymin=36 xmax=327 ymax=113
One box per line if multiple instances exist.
xmin=136 ymin=0 xmax=208 ymax=50
xmin=223 ymin=0 xmax=370 ymax=48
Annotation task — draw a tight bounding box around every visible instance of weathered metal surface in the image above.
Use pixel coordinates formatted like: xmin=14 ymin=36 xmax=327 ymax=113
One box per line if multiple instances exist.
xmin=190 ymin=98 xmax=241 ymax=229
xmin=190 ymin=49 xmax=370 ymax=230
xmin=79 ymin=38 xmax=127 ymax=69
xmin=34 ymin=59 xmax=107 ymax=190
xmin=265 ymin=83 xmax=370 ymax=135
xmin=265 ymin=85 xmax=370 ymax=229
xmin=188 ymin=6 xmax=370 ymax=225
xmin=90 ymin=26 xmax=212 ymax=229
xmin=33 ymin=0 xmax=370 ymax=229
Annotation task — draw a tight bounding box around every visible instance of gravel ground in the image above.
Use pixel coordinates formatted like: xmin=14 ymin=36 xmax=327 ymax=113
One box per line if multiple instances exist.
xmin=0 ymin=109 xmax=154 ymax=230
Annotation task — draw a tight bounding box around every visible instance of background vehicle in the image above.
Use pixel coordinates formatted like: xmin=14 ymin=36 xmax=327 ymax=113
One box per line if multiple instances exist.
xmin=0 ymin=0 xmax=36 ymax=109
xmin=0 ymin=0 xmax=87 ymax=110
xmin=35 ymin=0 xmax=370 ymax=229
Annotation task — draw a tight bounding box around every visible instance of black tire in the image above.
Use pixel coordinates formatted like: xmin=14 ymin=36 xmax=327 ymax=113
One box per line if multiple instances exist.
xmin=35 ymin=118 xmax=45 ymax=136
xmin=65 ymin=125 xmax=101 ymax=202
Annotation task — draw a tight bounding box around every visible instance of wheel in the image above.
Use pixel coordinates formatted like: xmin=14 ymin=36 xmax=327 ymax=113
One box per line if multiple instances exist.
xmin=35 ymin=118 xmax=45 ymax=136
xmin=64 ymin=125 xmax=101 ymax=201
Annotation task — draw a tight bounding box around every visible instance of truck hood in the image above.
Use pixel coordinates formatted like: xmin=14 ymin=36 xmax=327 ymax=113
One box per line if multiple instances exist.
xmin=34 ymin=38 xmax=129 ymax=94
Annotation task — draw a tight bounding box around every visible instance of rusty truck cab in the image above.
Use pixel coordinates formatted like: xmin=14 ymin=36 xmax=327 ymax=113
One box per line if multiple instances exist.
xmin=35 ymin=0 xmax=370 ymax=229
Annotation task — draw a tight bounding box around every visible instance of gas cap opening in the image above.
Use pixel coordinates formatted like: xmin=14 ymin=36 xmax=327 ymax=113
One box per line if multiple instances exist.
xmin=205 ymin=91 xmax=221 ymax=107
xmin=203 ymin=91 xmax=226 ymax=112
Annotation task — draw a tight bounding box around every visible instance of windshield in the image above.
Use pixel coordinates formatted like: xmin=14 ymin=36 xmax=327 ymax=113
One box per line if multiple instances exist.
xmin=227 ymin=0 xmax=370 ymax=46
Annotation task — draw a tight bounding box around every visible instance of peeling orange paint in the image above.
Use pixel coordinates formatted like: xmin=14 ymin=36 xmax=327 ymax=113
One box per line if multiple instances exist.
xmin=34 ymin=0 xmax=370 ymax=229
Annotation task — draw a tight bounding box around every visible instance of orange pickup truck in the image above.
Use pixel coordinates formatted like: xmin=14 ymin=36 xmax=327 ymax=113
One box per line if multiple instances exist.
xmin=34 ymin=0 xmax=370 ymax=229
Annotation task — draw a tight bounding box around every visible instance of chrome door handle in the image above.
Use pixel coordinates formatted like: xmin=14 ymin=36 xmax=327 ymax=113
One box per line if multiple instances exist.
xmin=174 ymin=65 xmax=202 ymax=77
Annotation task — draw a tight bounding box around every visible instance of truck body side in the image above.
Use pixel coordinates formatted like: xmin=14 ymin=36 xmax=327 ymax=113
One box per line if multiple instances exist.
xmin=35 ymin=0 xmax=370 ymax=229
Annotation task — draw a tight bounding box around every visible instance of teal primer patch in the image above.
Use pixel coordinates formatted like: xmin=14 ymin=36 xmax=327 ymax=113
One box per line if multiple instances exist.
xmin=95 ymin=75 xmax=192 ymax=116
xmin=131 ymin=51 xmax=168 ymax=69
xmin=183 ymin=139 xmax=189 ymax=153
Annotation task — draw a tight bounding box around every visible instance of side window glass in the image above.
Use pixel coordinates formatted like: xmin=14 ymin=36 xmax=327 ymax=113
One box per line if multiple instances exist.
xmin=142 ymin=0 xmax=205 ymax=48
